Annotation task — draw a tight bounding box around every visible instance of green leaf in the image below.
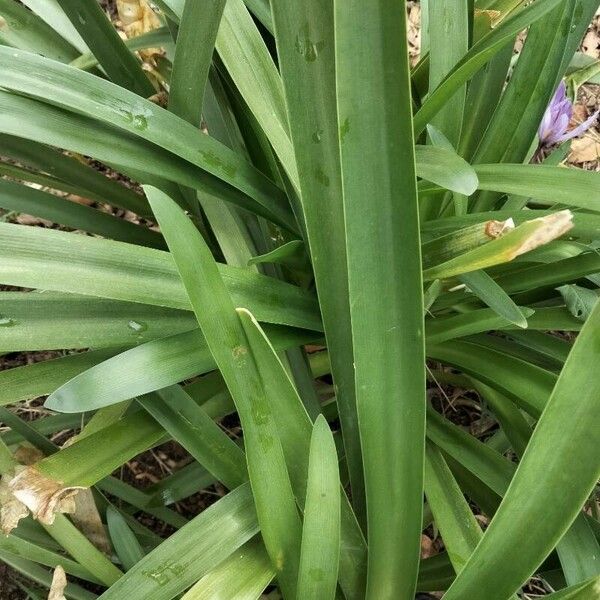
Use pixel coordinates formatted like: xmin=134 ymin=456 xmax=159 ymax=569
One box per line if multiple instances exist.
xmin=458 ymin=42 xmax=513 ymax=161
xmin=138 ymin=386 xmax=247 ymax=490
xmin=471 ymin=380 xmax=532 ymax=458
xmin=336 ymin=2 xmax=425 ymax=597
xmin=20 ymin=0 xmax=89 ymax=54
xmin=45 ymin=326 xmax=315 ymax=412
xmin=70 ymin=27 xmax=172 ymax=71
xmin=0 ymin=293 xmax=197 ymax=352
xmin=270 ymin=0 xmax=363 ymax=521
xmin=545 ymin=575 xmax=600 ymax=599
xmin=424 ymin=442 xmax=483 ymax=573
xmin=459 ymin=270 xmax=529 ymax=328
xmin=243 ymin=0 xmax=272 ymax=31
xmin=0 ymin=181 xmax=162 ymax=248
xmin=425 ymin=307 xmax=534 ymax=345
xmin=556 ymin=515 xmax=600 ymax=586
xmin=474 ymin=164 xmax=600 ymax=212
xmin=226 ymin=303 xmax=367 ymax=600
xmin=0 ymin=534 xmax=101 ymax=583
xmin=0 ymin=48 xmax=296 ymax=230
xmin=428 ymin=0 xmax=468 ymax=145
xmin=99 ymin=484 xmax=259 ymax=600
xmin=169 ymin=0 xmax=226 ymax=124
xmin=444 ymin=300 xmax=600 ymax=599
xmin=428 ymin=338 xmax=556 ymax=417
xmin=106 ymin=506 xmax=145 ymax=571
xmin=423 ymin=211 xmax=574 ymax=281
xmin=495 ymin=252 xmax=600 ymax=296
xmin=0 ymin=348 xmax=118 ymax=407
xmin=247 ymin=240 xmax=310 ymax=272
xmin=474 ymin=1 xmax=599 ymax=168
xmin=557 ymin=284 xmax=599 ymax=322
xmin=0 ymin=222 xmax=321 ymax=331
xmin=145 ymin=185 xmax=303 ymax=598
xmin=0 ymin=91 xmax=289 ymax=228
xmin=426 ymin=406 xmax=515 ymax=498
xmin=415 ymin=146 xmax=478 ymax=195
xmin=181 ymin=538 xmax=272 ymax=600
xmin=35 ymin=412 xmax=164 ymax=488
xmin=216 ymin=0 xmax=297 ymax=185
xmin=414 ymin=0 xmax=562 ymax=135
xmin=53 ymin=0 xmax=154 ymax=96
xmin=0 ymin=0 xmax=79 ymax=62
xmin=296 ymin=415 xmax=341 ymax=600
xmin=0 ymin=134 xmax=151 ymax=216
xmin=0 ymin=552 xmax=96 ymax=600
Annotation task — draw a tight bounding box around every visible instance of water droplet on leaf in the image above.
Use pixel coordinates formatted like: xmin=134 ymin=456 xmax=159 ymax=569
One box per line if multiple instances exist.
xmin=295 ymin=25 xmax=325 ymax=62
xmin=128 ymin=320 xmax=147 ymax=332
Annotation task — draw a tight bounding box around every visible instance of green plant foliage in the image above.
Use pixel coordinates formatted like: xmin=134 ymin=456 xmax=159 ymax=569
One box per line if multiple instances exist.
xmin=0 ymin=1 xmax=599 ymax=599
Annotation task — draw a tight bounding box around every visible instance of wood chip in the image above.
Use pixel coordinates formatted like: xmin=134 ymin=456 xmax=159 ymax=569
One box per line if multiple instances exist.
xmin=570 ymin=135 xmax=600 ymax=162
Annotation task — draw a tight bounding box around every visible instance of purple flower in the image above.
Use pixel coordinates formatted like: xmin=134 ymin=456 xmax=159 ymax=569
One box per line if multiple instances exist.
xmin=538 ymin=81 xmax=599 ymax=147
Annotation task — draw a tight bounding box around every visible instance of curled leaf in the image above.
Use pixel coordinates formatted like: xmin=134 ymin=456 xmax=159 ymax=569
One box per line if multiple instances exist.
xmin=485 ymin=218 xmax=515 ymax=239
xmin=9 ymin=466 xmax=84 ymax=526
xmin=48 ymin=565 xmax=67 ymax=600
xmin=557 ymin=284 xmax=599 ymax=322
xmin=0 ymin=472 xmax=29 ymax=535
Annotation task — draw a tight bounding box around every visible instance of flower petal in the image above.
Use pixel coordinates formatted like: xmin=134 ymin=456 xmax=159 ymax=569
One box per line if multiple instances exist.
xmin=557 ymin=109 xmax=600 ymax=144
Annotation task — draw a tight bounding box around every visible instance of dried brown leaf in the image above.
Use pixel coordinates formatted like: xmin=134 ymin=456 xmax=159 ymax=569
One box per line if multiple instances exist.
xmin=48 ymin=565 xmax=67 ymax=600
xmin=570 ymin=135 xmax=600 ymax=162
xmin=513 ymin=210 xmax=574 ymax=258
xmin=9 ymin=466 xmax=84 ymax=526
xmin=0 ymin=473 xmax=29 ymax=535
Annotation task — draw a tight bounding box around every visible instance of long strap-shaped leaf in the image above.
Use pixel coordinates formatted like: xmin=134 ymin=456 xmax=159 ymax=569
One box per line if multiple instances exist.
xmin=20 ymin=0 xmax=90 ymax=54
xmin=0 ymin=222 xmax=321 ymax=331
xmin=145 ymin=186 xmax=303 ymax=598
xmin=216 ymin=0 xmax=298 ymax=186
xmin=0 ymin=47 xmax=294 ymax=229
xmin=168 ymin=0 xmax=226 ymax=124
xmin=181 ymin=538 xmax=273 ymax=600
xmin=0 ymin=134 xmax=150 ymax=216
xmin=169 ymin=1 xmax=260 ymax=268
xmin=444 ymin=300 xmax=600 ymax=599
xmin=0 ymin=179 xmax=163 ymax=249
xmin=221 ymin=304 xmax=367 ymax=599
xmin=296 ymin=415 xmax=341 ymax=600
xmin=336 ymin=2 xmax=425 ymax=598
xmin=270 ymin=0 xmax=364 ymax=522
xmin=0 ymin=0 xmax=79 ymax=62
xmin=53 ymin=0 xmax=154 ymax=96
xmin=138 ymin=386 xmax=247 ymax=490
xmin=0 ymin=91 xmax=293 ymax=230
xmin=413 ymin=0 xmax=562 ymax=136
xmin=428 ymin=0 xmax=468 ymax=146
xmin=0 ymin=348 xmax=118 ymax=407
xmin=474 ymin=164 xmax=600 ymax=212
xmin=473 ymin=0 xmax=599 ymax=167
xmin=45 ymin=325 xmax=316 ymax=413
xmin=98 ymin=483 xmax=259 ymax=600
xmin=424 ymin=442 xmax=483 ymax=573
